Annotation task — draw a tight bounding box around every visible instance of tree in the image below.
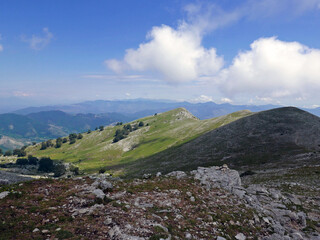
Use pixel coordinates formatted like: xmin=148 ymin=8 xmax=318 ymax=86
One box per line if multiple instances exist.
xmin=62 ymin=138 xmax=68 ymax=143
xmin=53 ymin=164 xmax=66 ymax=177
xmin=116 ymin=122 xmax=123 ymax=126
xmin=87 ymin=129 xmax=91 ymax=134
xmin=99 ymin=126 xmax=104 ymax=131
xmin=55 ymin=137 xmax=62 ymax=148
xmin=4 ymin=150 xmax=12 ymax=156
xmin=77 ymin=133 xmax=83 ymax=139
xmin=13 ymin=149 xmax=26 ymax=157
xmin=40 ymin=142 xmax=47 ymax=150
xmin=138 ymin=121 xmax=144 ymax=127
xmin=16 ymin=158 xmax=28 ymax=165
xmin=69 ymin=133 xmax=77 ymax=140
xmin=69 ymin=138 xmax=76 ymax=144
xmin=0 ymin=148 xmax=2 ymax=155
xmin=38 ymin=157 xmax=54 ymax=172
xmin=46 ymin=140 xmax=54 ymax=148
xmin=32 ymin=142 xmax=37 ymax=146
xmin=28 ymin=155 xmax=38 ymax=165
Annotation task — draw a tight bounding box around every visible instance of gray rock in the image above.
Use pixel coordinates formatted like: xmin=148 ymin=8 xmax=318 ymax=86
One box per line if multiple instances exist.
xmin=217 ymin=237 xmax=227 ymax=240
xmin=166 ymin=171 xmax=187 ymax=179
xmin=185 ymin=232 xmax=192 ymax=239
xmin=0 ymin=191 xmax=9 ymax=199
xmin=99 ymin=180 xmax=113 ymax=191
xmin=92 ymin=189 xmax=105 ymax=199
xmin=191 ymin=166 xmax=241 ymax=191
xmin=235 ymin=233 xmax=246 ymax=240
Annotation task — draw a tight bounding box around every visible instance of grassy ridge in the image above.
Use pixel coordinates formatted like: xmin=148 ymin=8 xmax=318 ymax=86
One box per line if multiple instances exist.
xmin=26 ymin=108 xmax=252 ymax=175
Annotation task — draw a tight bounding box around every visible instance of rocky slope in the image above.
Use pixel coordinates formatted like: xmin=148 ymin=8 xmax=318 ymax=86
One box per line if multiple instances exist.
xmin=0 ymin=165 xmax=319 ymax=239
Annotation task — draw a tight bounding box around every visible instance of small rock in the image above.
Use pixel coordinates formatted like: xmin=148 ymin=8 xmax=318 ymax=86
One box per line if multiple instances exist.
xmin=33 ymin=228 xmax=40 ymax=233
xmin=92 ymin=189 xmax=105 ymax=199
xmin=190 ymin=196 xmax=195 ymax=202
xmin=142 ymin=173 xmax=152 ymax=179
xmin=0 ymin=191 xmax=9 ymax=199
xmin=166 ymin=171 xmax=187 ymax=179
xmin=217 ymin=237 xmax=227 ymax=240
xmin=55 ymin=228 xmax=61 ymax=231
xmin=42 ymin=229 xmax=49 ymax=233
xmin=185 ymin=232 xmax=192 ymax=239
xmin=156 ymin=172 xmax=162 ymax=177
xmin=235 ymin=233 xmax=246 ymax=240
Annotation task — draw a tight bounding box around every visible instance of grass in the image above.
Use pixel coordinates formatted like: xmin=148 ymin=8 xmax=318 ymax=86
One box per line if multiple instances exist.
xmin=26 ymin=108 xmax=252 ymax=175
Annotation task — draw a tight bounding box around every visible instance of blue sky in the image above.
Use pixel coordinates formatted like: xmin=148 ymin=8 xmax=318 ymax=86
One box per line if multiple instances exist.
xmin=1 ymin=0 xmax=320 ymax=112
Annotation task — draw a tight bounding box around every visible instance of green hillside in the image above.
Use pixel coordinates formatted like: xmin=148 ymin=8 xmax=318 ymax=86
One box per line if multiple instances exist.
xmin=122 ymin=107 xmax=320 ymax=177
xmin=26 ymin=108 xmax=252 ymax=175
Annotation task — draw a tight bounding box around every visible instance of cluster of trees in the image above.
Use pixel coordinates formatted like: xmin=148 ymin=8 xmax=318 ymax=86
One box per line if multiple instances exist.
xmin=95 ymin=126 xmax=104 ymax=131
xmin=40 ymin=132 xmax=84 ymax=150
xmin=113 ymin=121 xmax=145 ymax=143
xmin=16 ymin=155 xmax=39 ymax=165
xmin=0 ymin=146 xmax=27 ymax=157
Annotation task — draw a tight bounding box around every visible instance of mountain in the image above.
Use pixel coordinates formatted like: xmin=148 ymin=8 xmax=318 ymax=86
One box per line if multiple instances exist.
xmin=0 ymin=111 xmax=130 ymax=150
xmin=26 ymin=108 xmax=252 ymax=173
xmin=13 ymin=99 xmax=281 ymax=119
xmin=124 ymin=107 xmax=320 ymax=177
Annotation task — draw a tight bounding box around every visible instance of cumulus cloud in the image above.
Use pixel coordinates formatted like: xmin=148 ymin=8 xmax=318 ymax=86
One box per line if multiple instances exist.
xmin=0 ymin=45 xmax=3 ymax=52
xmin=191 ymin=95 xmax=213 ymax=103
xmin=22 ymin=28 xmax=53 ymax=50
xmin=220 ymin=97 xmax=233 ymax=103
xmin=219 ymin=37 xmax=320 ymax=99
xmin=106 ymin=23 xmax=224 ymax=83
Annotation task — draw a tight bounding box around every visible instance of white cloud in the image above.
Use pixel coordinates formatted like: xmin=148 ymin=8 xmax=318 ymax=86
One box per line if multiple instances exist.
xmin=0 ymin=44 xmax=3 ymax=52
xmin=220 ymin=97 xmax=233 ymax=103
xmin=22 ymin=28 xmax=53 ymax=50
xmin=106 ymin=24 xmax=224 ymax=83
xmin=219 ymin=37 xmax=320 ymax=100
xmin=13 ymin=91 xmax=33 ymax=97
xmin=191 ymin=95 xmax=213 ymax=103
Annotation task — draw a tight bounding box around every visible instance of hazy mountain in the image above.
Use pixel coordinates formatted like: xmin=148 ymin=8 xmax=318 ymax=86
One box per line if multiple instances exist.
xmin=13 ymin=99 xmax=281 ymax=119
xmin=0 ymin=111 xmax=130 ymax=150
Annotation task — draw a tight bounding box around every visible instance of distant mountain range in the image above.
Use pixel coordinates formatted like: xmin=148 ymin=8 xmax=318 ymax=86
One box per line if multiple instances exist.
xmin=2 ymin=99 xmax=320 ymax=150
xmin=0 ymin=111 xmax=130 ymax=150
xmin=12 ymin=99 xmax=320 ymax=119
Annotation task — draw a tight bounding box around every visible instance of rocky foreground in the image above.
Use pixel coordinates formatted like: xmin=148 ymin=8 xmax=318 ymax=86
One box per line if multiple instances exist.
xmin=0 ymin=165 xmax=319 ymax=240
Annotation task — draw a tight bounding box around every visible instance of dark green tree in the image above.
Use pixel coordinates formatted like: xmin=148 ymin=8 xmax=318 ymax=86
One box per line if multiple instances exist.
xmin=87 ymin=129 xmax=91 ymax=134
xmin=28 ymin=155 xmax=38 ymax=165
xmin=40 ymin=142 xmax=47 ymax=150
xmin=16 ymin=158 xmax=28 ymax=165
xmin=0 ymin=148 xmax=2 ymax=155
xmin=77 ymin=133 xmax=83 ymax=139
xmin=62 ymin=138 xmax=68 ymax=143
xmin=138 ymin=121 xmax=144 ymax=127
xmin=4 ymin=150 xmax=12 ymax=156
xmin=99 ymin=126 xmax=104 ymax=131
xmin=38 ymin=157 xmax=54 ymax=172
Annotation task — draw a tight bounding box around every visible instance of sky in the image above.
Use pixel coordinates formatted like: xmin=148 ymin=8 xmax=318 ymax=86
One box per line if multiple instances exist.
xmin=1 ymin=0 xmax=320 ymax=112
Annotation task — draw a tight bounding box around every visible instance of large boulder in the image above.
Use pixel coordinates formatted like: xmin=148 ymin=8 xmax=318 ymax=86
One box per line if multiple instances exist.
xmin=191 ymin=164 xmax=241 ymax=191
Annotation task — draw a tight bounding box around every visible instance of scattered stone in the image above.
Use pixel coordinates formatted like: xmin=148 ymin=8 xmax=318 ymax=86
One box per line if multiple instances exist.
xmin=166 ymin=171 xmax=187 ymax=179
xmin=185 ymin=232 xmax=192 ymax=239
xmin=92 ymin=189 xmax=105 ymax=199
xmin=0 ymin=191 xmax=9 ymax=199
xmin=42 ymin=229 xmax=49 ymax=233
xmin=33 ymin=228 xmax=40 ymax=233
xmin=235 ymin=233 xmax=246 ymax=240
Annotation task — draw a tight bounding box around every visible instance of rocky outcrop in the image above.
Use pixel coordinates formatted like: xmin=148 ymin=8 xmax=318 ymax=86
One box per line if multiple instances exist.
xmin=191 ymin=164 xmax=241 ymax=191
